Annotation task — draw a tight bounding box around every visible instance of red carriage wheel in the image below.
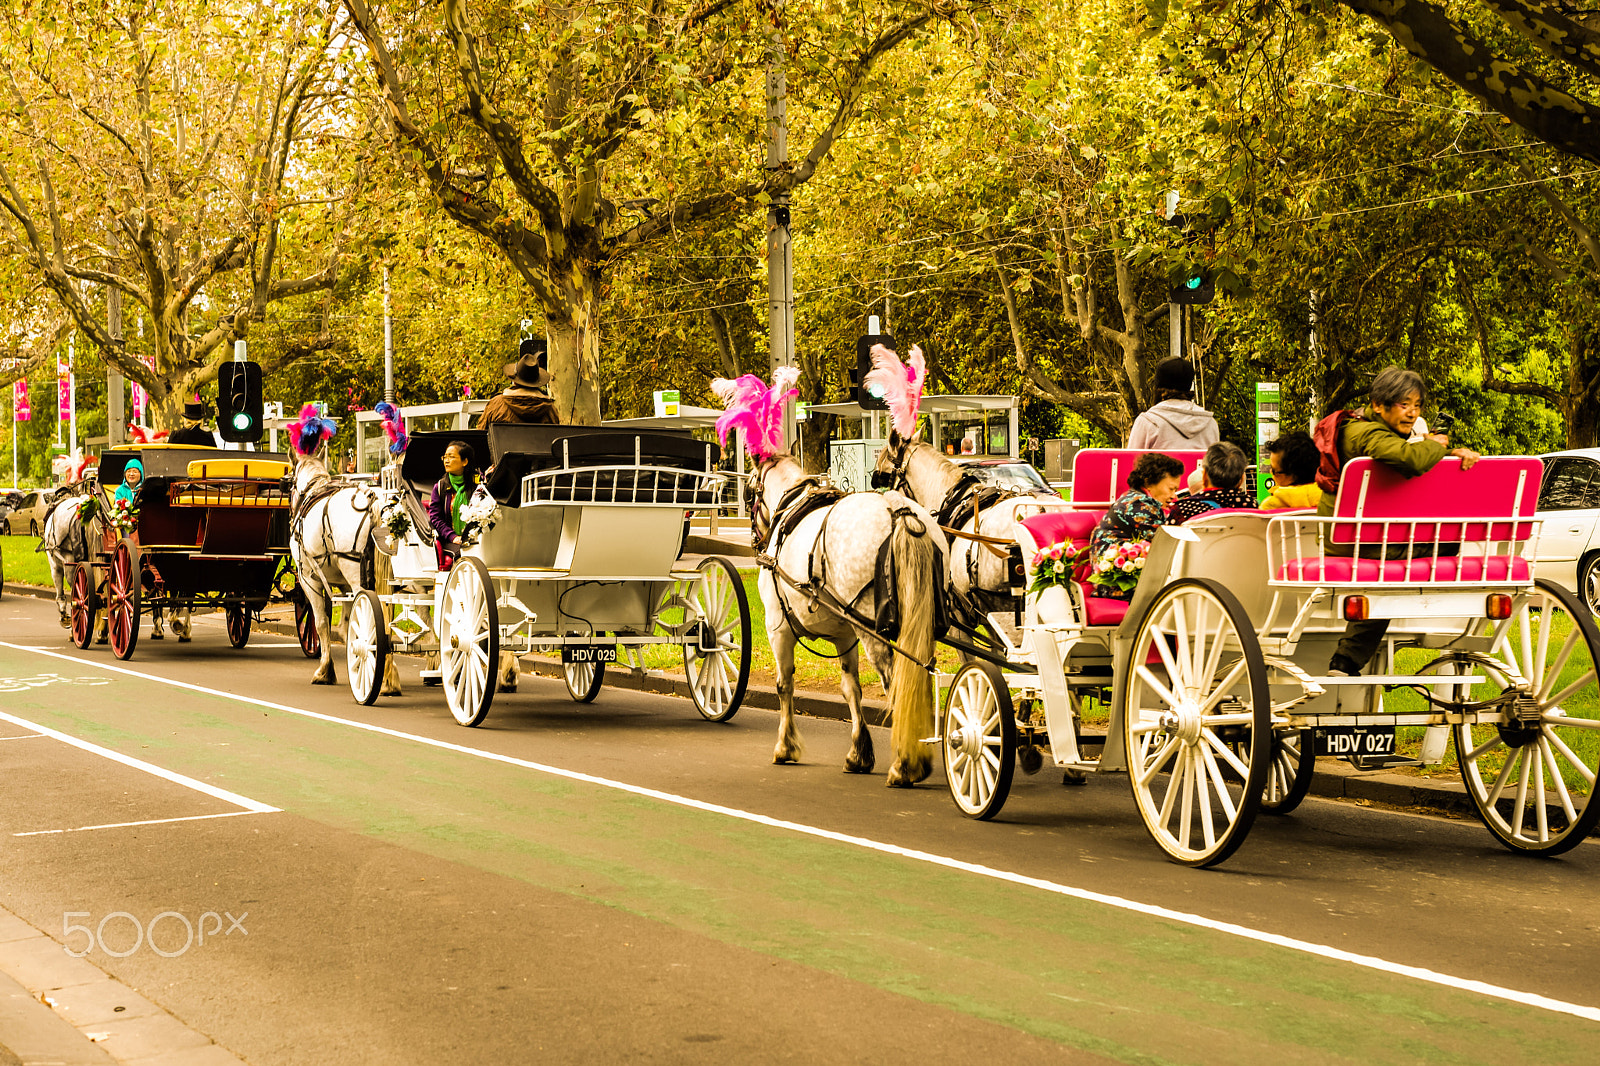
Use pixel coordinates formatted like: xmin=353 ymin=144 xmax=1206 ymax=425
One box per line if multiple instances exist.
xmin=294 ymin=596 xmax=320 ymax=658
xmin=69 ymin=563 xmax=98 ymax=650
xmin=108 ymin=538 xmax=141 ymax=661
xmin=226 ymin=604 xmax=252 ymax=649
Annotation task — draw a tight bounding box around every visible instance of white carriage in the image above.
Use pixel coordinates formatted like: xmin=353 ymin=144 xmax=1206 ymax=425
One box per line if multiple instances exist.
xmin=349 ymin=425 xmax=751 ymax=726
xmin=937 ymin=448 xmax=1600 ymax=866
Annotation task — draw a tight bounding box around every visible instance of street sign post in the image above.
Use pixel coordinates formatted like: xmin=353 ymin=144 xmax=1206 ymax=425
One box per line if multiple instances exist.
xmin=1255 ymin=382 xmax=1280 ymax=501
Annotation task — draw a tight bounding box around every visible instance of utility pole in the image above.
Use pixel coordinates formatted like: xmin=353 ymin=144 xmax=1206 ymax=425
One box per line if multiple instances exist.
xmin=765 ymin=1 xmax=796 ymax=449
xmin=68 ymin=333 xmax=77 ymax=456
xmin=383 ymin=262 xmax=395 ymax=404
xmin=107 ymin=287 xmax=125 ymax=446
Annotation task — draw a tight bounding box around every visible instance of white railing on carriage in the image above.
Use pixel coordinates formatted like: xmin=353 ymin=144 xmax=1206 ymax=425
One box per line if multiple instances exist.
xmin=520 ymin=464 xmax=727 ymax=507
xmin=1263 ymin=511 xmax=1542 ymax=588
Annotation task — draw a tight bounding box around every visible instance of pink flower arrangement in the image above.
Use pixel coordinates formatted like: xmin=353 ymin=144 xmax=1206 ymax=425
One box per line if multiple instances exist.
xmin=1087 ymin=539 xmax=1150 ymax=596
xmin=1028 ymin=541 xmax=1080 ymax=593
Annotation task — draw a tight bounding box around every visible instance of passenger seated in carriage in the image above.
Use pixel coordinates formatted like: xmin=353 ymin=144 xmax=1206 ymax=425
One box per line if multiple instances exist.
xmin=114 ymin=458 xmax=144 ymax=506
xmin=1089 ymin=452 xmax=1184 ymax=601
xmin=428 ymin=441 xmax=481 ymax=570
xmin=1261 ymin=430 xmax=1322 ymax=510
xmin=1167 ymin=442 xmax=1256 ymax=524
xmin=477 ymin=339 xmax=560 ymax=428
xmin=1315 ymin=366 xmax=1482 ymax=676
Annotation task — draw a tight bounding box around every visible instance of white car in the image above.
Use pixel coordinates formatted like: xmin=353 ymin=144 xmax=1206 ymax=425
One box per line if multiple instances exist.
xmin=1536 ymin=449 xmax=1600 ymax=611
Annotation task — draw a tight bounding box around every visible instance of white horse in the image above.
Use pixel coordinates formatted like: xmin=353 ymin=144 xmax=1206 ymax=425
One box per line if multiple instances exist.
xmin=41 ymin=485 xmax=99 ymax=633
xmin=289 ymin=448 xmax=403 ymax=692
xmin=752 ymin=453 xmax=947 ymax=786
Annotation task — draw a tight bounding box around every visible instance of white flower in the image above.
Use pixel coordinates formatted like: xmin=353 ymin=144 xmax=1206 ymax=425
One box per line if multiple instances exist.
xmin=1120 ymin=560 xmax=1134 ymax=572
xmin=1097 ymin=560 xmax=1112 ymax=572
xmin=1134 ymin=556 xmax=1145 ymax=569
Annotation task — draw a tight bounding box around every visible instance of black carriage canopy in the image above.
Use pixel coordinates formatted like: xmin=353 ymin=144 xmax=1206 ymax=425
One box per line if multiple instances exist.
xmin=399 ymin=426 xmax=722 ymax=505
xmin=98 ymin=445 xmax=292 ymax=495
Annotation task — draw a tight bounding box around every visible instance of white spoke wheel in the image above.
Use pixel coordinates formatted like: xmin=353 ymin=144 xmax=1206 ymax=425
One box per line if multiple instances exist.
xmin=1122 ymin=578 xmax=1271 ymax=867
xmin=69 ymin=563 xmax=98 ymax=650
xmin=564 ymin=637 xmax=607 ymax=703
xmin=1257 ymin=728 xmax=1315 ymax=816
xmin=346 ymin=590 xmax=389 ymax=707
xmin=943 ymin=661 xmax=1017 ymax=820
xmin=1455 ymin=579 xmax=1600 ymax=854
xmin=440 ymin=557 xmax=499 ymax=727
xmin=683 ymin=556 xmax=751 ymax=722
xmin=108 ymin=538 xmax=141 ymax=662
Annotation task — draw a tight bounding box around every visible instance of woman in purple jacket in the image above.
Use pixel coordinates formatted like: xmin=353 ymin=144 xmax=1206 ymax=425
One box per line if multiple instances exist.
xmin=428 ymin=440 xmax=480 ymax=569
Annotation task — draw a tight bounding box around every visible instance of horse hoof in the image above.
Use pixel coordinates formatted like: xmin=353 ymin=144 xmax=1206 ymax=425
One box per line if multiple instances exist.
xmin=177 ymin=636 xmax=191 ymax=644
xmin=843 ymin=755 xmax=875 ymax=774
xmin=312 ymin=675 xmax=336 ymax=686
xmin=886 ymin=768 xmax=915 ymax=788
xmin=149 ymin=631 xmax=163 ymax=640
xmin=773 ymin=752 xmax=798 ymax=765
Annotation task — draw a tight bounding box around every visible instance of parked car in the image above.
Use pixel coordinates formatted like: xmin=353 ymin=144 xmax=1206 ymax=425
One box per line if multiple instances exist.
xmin=951 ymin=457 xmax=1060 ymax=499
xmin=3 ymin=489 xmax=53 ymax=536
xmin=1535 ymin=449 xmax=1600 ymax=612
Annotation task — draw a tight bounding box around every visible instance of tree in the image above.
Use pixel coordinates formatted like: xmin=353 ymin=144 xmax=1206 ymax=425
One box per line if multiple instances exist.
xmin=0 ymin=0 xmax=360 ymax=430
xmin=342 ymin=0 xmax=960 ymax=425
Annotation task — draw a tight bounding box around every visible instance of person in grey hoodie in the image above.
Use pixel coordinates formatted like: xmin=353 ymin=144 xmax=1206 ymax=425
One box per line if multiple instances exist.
xmin=1126 ymin=358 xmax=1220 ymax=450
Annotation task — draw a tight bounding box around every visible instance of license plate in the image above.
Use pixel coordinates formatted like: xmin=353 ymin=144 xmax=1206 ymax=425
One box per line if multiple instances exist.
xmin=561 ymin=645 xmax=617 ymax=664
xmin=1313 ymin=726 xmax=1396 ymax=758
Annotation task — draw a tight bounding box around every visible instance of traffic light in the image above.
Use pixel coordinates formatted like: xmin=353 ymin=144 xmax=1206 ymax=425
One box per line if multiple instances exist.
xmin=854 ymin=331 xmax=893 ymax=410
xmin=218 ymin=361 xmax=264 ymax=443
xmin=1170 ymin=270 xmax=1214 ymax=305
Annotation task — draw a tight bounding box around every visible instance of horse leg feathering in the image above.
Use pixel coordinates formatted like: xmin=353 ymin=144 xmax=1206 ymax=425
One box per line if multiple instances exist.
xmin=885 ymin=512 xmax=939 ymax=788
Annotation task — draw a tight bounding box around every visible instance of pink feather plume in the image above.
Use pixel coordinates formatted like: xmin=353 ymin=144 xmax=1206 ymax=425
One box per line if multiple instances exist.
xmin=711 ymin=367 xmax=799 ymax=461
xmin=864 ymin=343 xmax=926 ymax=438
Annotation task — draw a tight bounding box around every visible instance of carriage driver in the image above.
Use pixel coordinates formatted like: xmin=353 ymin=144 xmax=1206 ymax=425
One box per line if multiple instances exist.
xmin=428 ymin=440 xmax=482 ymax=570
xmin=477 ymin=338 xmax=559 ymax=428
xmin=165 ymin=400 xmax=220 ymax=447
xmin=1314 ymin=366 xmax=1481 ymax=677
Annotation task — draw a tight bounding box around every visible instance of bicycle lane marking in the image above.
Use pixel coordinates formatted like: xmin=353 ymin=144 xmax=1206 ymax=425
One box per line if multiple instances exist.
xmin=2 ymin=639 xmax=1596 ymax=1027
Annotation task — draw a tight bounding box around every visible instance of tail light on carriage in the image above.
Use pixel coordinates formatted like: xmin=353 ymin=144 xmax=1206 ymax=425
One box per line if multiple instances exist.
xmin=1342 ymin=595 xmax=1370 ymax=621
xmin=1486 ymin=593 xmax=1514 ymax=620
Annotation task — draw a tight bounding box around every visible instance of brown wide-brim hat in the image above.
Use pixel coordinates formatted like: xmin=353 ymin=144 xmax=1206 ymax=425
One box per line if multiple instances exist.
xmin=503 ymin=338 xmax=551 ymax=389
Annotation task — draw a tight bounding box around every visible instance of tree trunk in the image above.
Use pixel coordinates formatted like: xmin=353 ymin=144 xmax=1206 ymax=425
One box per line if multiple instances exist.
xmin=547 ymin=263 xmax=604 ymax=426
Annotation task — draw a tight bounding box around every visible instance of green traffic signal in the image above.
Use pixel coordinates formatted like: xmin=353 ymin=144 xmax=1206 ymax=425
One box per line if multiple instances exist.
xmin=1184 ymin=275 xmax=1204 ymax=290
xmin=231 ymin=411 xmax=252 ymax=431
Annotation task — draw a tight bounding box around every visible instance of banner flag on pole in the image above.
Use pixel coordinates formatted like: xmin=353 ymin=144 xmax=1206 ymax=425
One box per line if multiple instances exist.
xmin=57 ymin=357 xmax=69 ymax=421
xmin=13 ymin=379 xmax=29 ymax=422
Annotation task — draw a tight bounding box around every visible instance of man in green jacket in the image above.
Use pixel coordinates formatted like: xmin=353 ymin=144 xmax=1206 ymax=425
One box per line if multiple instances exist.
xmin=1313 ymin=366 xmax=1481 ymax=676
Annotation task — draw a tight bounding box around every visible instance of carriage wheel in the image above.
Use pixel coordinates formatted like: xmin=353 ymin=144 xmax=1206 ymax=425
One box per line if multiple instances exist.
xmin=440 ymin=556 xmax=499 ymax=727
xmin=1121 ymin=577 xmax=1271 ymax=867
xmin=1454 ymin=579 xmax=1600 ymax=855
xmin=564 ymin=638 xmax=606 ymax=704
xmin=225 ymin=604 xmax=252 ymax=649
xmin=294 ymin=596 xmax=320 ymax=659
xmin=943 ymin=661 xmax=1017 ymax=820
xmin=681 ymin=556 xmax=751 ymax=722
xmin=107 ymin=538 xmax=141 ymax=661
xmin=346 ymin=590 xmax=389 ymax=707
xmin=69 ymin=563 xmax=97 ymax=650
xmin=1258 ymin=728 xmax=1315 ymax=815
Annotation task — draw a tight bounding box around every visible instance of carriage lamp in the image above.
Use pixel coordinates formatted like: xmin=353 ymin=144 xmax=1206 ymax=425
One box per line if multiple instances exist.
xmin=1486 ymin=593 xmax=1514 ymax=620
xmin=1342 ymin=595 xmax=1370 ymax=621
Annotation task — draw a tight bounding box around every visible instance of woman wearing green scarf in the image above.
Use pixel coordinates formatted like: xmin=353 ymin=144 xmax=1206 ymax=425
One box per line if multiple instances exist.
xmin=427 ymin=440 xmax=479 ymax=569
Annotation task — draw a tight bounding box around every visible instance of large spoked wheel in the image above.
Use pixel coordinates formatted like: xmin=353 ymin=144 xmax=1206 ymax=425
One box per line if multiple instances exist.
xmin=293 ymin=595 xmax=321 ymax=659
xmin=682 ymin=556 xmax=751 ymax=722
xmin=1454 ymin=579 xmax=1600 ymax=855
xmin=346 ymin=590 xmax=389 ymax=707
xmin=440 ymin=556 xmax=499 ymax=727
xmin=943 ymin=661 xmax=1018 ymax=820
xmin=225 ymin=604 xmax=252 ymax=649
xmin=1121 ymin=578 xmax=1272 ymax=867
xmin=107 ymin=538 xmax=141 ymax=661
xmin=1259 ymin=728 xmax=1315 ymax=815
xmin=69 ymin=563 xmax=98 ymax=650
xmin=564 ymin=637 xmax=606 ymax=704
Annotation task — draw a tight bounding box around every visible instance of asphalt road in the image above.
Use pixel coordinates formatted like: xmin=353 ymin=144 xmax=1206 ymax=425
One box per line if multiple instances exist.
xmin=2 ymin=591 xmax=1599 ymax=1064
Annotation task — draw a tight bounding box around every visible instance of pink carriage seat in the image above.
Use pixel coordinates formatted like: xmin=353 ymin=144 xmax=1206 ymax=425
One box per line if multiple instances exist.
xmin=1069 ymin=448 xmax=1206 ymax=509
xmin=1019 ymin=510 xmax=1129 ymax=626
xmin=1273 ymin=456 xmax=1542 ymax=586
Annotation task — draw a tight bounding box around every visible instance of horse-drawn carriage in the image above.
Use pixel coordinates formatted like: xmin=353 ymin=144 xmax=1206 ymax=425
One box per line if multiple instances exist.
xmin=66 ymin=445 xmax=298 ymax=659
xmin=349 ymin=425 xmax=751 ymax=725
xmin=936 ymin=446 xmax=1600 ymax=866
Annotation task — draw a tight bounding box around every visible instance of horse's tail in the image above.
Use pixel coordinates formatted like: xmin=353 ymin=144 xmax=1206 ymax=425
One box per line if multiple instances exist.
xmin=887 ymin=504 xmax=940 ymax=782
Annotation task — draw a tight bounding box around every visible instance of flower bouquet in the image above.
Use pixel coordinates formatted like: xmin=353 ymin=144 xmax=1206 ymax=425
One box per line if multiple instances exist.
xmin=73 ymin=494 xmax=101 ymax=524
xmin=378 ymin=493 xmax=412 ymax=541
xmin=1086 ymin=539 xmax=1149 ymax=597
xmin=458 ymin=486 xmax=501 ymax=548
xmin=1028 ymin=542 xmax=1081 ymax=594
xmin=107 ymin=497 xmax=138 ymax=539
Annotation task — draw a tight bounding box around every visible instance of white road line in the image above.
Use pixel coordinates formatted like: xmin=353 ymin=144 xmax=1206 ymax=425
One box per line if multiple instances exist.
xmin=14 ymin=810 xmax=268 ymax=836
xmin=2 ymin=639 xmax=1597 ymax=1024
xmin=0 ymin=705 xmax=278 ymax=815
xmin=0 ymin=734 xmax=45 ymax=741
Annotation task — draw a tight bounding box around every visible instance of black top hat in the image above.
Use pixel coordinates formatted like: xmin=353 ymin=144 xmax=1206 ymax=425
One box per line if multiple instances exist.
xmin=504 ymin=338 xmax=551 ymax=389
xmin=1154 ymin=358 xmax=1195 ymax=393
xmin=182 ymin=401 xmax=213 ymax=421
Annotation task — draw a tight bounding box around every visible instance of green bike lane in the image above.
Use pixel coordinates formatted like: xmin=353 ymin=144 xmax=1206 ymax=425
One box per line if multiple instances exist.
xmin=0 ymin=637 xmax=1597 ymax=1065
